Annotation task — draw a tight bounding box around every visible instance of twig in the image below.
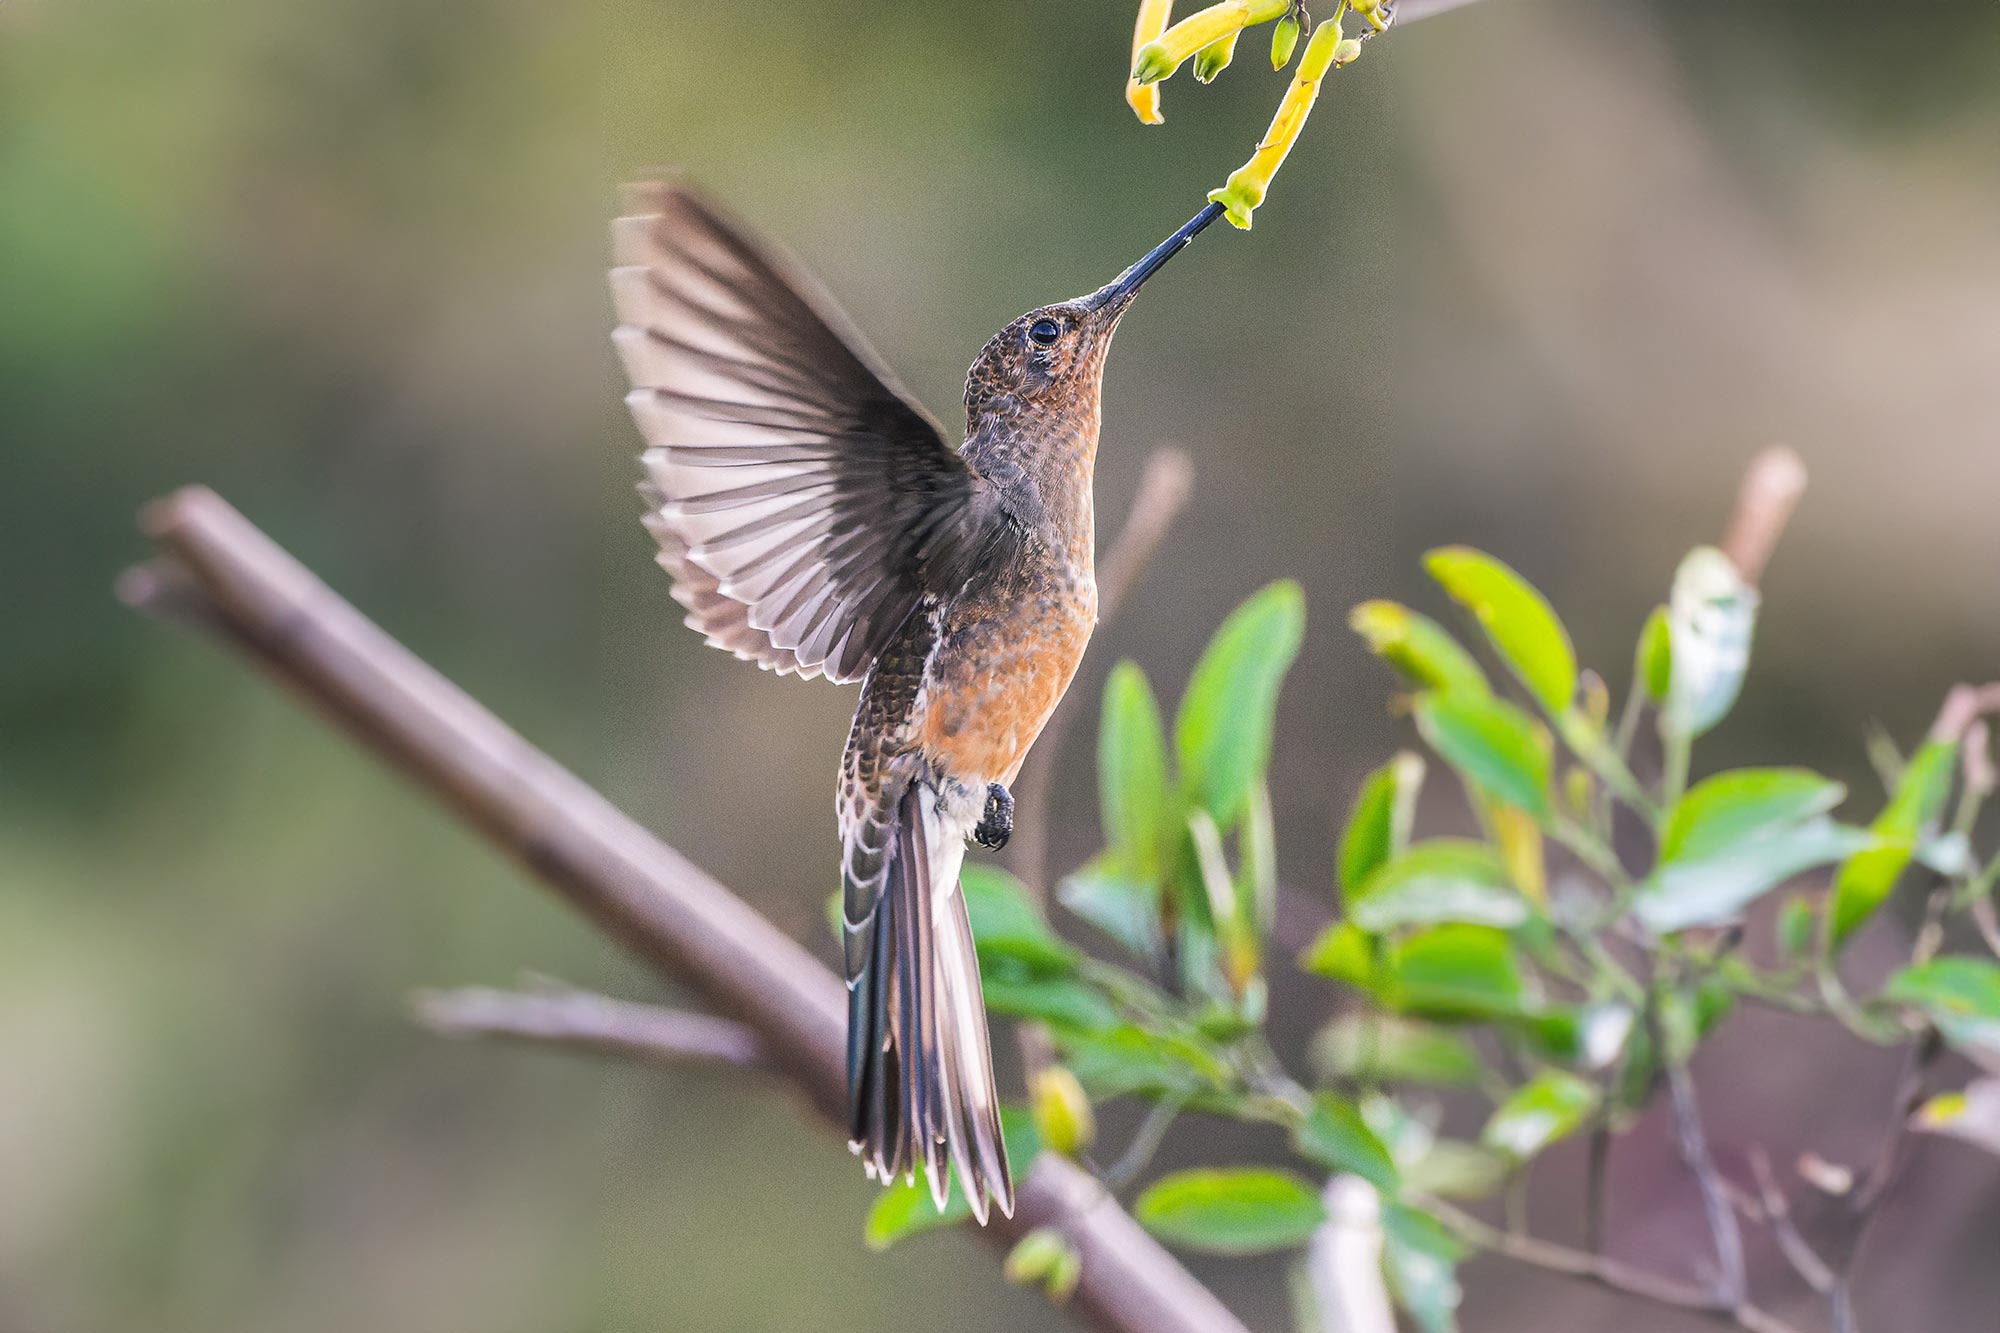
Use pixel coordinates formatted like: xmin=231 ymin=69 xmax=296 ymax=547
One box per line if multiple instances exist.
xmin=1744 ymin=1147 xmax=1837 ymax=1296
xmin=1660 ymin=1046 xmax=1748 ymax=1307
xmin=119 ymin=486 xmax=1248 ymax=1333
xmin=1417 ymin=1196 xmax=1805 ymax=1333
xmin=1719 ymin=445 xmax=1807 ymax=587
xmin=413 ymin=983 xmax=767 ymax=1069
xmin=1008 ymin=447 xmax=1194 ymax=895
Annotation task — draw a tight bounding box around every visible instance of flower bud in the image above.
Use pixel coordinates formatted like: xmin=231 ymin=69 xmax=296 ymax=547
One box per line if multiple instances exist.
xmin=1030 ymin=1064 xmax=1096 ymax=1158
xmin=1269 ymin=14 xmax=1300 ymax=69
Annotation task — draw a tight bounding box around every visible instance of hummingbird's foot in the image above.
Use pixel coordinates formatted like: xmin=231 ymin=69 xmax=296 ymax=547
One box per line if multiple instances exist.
xmin=973 ymin=783 xmax=1014 ymax=851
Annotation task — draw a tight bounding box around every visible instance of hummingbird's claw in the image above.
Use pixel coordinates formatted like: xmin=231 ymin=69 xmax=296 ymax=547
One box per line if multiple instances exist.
xmin=974 ymin=783 xmax=1014 ymax=851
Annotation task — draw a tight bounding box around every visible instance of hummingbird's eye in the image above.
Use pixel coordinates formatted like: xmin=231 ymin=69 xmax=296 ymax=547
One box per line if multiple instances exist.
xmin=1028 ymin=317 xmax=1062 ymax=346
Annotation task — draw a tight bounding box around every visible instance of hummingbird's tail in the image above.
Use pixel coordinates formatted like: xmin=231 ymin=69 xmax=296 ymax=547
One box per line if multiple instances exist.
xmin=845 ymin=782 xmax=1014 ymax=1222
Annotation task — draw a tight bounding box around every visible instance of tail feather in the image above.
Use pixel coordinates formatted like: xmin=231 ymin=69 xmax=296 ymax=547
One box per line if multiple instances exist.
xmin=844 ymin=781 xmax=1014 ymax=1220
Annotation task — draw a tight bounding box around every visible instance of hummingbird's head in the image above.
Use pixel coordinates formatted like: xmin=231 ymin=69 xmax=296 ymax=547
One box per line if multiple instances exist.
xmin=962 ymin=202 xmax=1223 ymax=432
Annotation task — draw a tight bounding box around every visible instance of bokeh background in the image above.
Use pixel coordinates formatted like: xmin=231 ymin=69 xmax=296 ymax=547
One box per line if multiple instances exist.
xmin=6 ymin=0 xmax=1999 ymax=1329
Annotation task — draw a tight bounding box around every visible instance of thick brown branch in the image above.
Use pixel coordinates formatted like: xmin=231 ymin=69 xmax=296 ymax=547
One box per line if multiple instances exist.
xmin=120 ymin=486 xmax=1246 ymax=1333
xmin=1008 ymin=446 xmax=1194 ymax=894
xmin=413 ymin=984 xmax=768 ymax=1069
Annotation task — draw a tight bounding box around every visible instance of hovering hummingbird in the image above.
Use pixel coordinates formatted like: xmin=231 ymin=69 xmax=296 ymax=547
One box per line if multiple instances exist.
xmin=610 ymin=181 xmax=1219 ymax=1222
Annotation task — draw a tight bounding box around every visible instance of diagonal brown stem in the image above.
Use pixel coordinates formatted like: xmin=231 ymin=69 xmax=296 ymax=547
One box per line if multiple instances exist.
xmin=118 ymin=486 xmax=1246 ymax=1333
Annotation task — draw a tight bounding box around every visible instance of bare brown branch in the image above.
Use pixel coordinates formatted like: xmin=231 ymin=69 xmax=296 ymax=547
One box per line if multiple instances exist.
xmin=413 ymin=984 xmax=768 ymax=1069
xmin=1719 ymin=445 xmax=1807 ymax=587
xmin=1418 ymin=1196 xmax=1805 ymax=1333
xmin=120 ymin=486 xmax=1247 ymax=1333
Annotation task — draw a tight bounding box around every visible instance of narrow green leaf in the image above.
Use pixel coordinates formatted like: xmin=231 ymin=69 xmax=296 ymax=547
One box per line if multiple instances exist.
xmin=1349 ymin=840 xmax=1530 ymax=932
xmin=865 ymin=1108 xmax=1042 ymax=1249
xmin=1634 ymin=818 xmax=1876 ymax=935
xmin=1424 ymin=546 xmax=1577 ymax=715
xmin=1136 ymin=1168 xmax=1327 ymax=1255
xmin=1100 ymin=661 xmax=1174 ymax=876
xmin=1413 ymin=692 xmax=1552 ymax=820
xmin=1310 ymin=1015 xmax=1485 ymax=1088
xmin=1380 ymin=1203 xmax=1467 ymax=1333
xmin=1387 ymin=924 xmax=1533 ymax=1022
xmin=960 ymin=863 xmax=1078 ymax=973
xmin=1660 ymin=767 xmax=1847 ymax=864
xmin=1176 ymin=581 xmax=1306 ymax=828
xmin=1480 ymin=1070 xmax=1599 ymax=1162
xmin=1636 ymin=605 xmax=1672 ymax=702
xmin=1349 ymin=600 xmax=1490 ymax=698
xmin=1831 ymin=737 xmax=1959 ymax=945
xmin=1660 ymin=547 xmax=1758 ymax=738
xmin=1338 ymin=752 xmax=1425 ymax=903
xmin=1295 ymin=1094 xmax=1400 ymax=1193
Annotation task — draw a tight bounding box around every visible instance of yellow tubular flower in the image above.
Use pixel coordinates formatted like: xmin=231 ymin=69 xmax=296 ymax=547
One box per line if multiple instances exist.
xmin=1192 ymin=27 xmax=1240 ymax=84
xmin=1133 ymin=0 xmax=1289 ymax=87
xmin=1126 ymin=0 xmax=1174 ymax=124
xmin=1205 ymin=16 xmax=1346 ymax=229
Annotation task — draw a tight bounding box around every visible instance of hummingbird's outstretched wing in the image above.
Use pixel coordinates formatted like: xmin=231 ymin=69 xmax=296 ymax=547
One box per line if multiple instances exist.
xmin=611 ymin=181 xmax=996 ymax=684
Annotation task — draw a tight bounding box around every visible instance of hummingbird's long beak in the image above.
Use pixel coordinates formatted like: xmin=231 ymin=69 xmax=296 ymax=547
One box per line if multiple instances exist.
xmin=1085 ymin=200 xmax=1226 ymax=313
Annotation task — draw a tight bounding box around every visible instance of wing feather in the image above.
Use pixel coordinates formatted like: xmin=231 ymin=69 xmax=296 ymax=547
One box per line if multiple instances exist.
xmin=613 ymin=180 xmax=996 ymax=683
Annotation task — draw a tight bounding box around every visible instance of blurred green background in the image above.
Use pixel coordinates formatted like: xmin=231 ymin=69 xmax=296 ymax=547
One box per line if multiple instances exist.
xmin=5 ymin=0 xmax=1999 ymax=1329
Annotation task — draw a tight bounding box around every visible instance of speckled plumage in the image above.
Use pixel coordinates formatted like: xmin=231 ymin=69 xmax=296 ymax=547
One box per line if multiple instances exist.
xmin=611 ymin=181 xmax=1217 ymax=1222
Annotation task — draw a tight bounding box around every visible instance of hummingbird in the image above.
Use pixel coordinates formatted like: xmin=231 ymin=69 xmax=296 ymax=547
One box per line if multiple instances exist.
xmin=609 ymin=181 xmax=1219 ymax=1222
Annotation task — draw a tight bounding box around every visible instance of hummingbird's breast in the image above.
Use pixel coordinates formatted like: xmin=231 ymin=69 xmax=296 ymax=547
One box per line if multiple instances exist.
xmin=915 ymin=547 xmax=1098 ymax=788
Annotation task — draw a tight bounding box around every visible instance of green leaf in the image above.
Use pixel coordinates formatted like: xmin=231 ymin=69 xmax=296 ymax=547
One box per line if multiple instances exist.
xmin=1913 ymin=1080 xmax=2000 ymax=1156
xmin=1634 ymin=818 xmax=1876 ymax=935
xmin=1349 ymin=840 xmax=1531 ymax=932
xmin=865 ymin=1107 xmax=1042 ymax=1249
xmin=1413 ymin=692 xmax=1552 ymax=820
xmin=1660 ymin=767 xmax=1847 ymax=864
xmin=1310 ymin=1015 xmax=1485 ymax=1088
xmin=1349 ymin=601 xmax=1490 ymax=698
xmin=1516 ymin=1002 xmax=1635 ymax=1071
xmin=1776 ymin=895 xmax=1817 ymax=960
xmin=1338 ymin=752 xmax=1425 ymax=903
xmin=1636 ymin=605 xmax=1673 ymax=702
xmin=1100 ymin=661 xmax=1174 ymax=876
xmin=960 ymin=864 xmax=1078 ymax=973
xmin=1660 ymin=547 xmax=1758 ymax=738
xmin=1058 ymin=855 xmax=1162 ymax=959
xmin=1386 ymin=924 xmax=1533 ymax=1022
xmin=1176 ymin=580 xmax=1306 ymax=828
xmin=1480 ymin=1070 xmax=1599 ymax=1161
xmin=1136 ymin=1168 xmax=1326 ymax=1255
xmin=1884 ymin=957 xmax=2000 ymax=1065
xmin=1831 ymin=737 xmax=1959 ymax=945
xmin=1424 ymin=546 xmax=1577 ymax=715
xmin=1059 ymin=1024 xmax=1229 ymax=1100
xmin=1380 ymin=1203 xmax=1466 ymax=1333
xmin=981 ymin=970 xmax=1119 ymax=1032
xmin=1300 ymin=922 xmax=1379 ymax=990
xmin=1401 ymin=1141 xmax=1509 ymax=1200
xmin=1295 ymin=1094 xmax=1400 ymax=1193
